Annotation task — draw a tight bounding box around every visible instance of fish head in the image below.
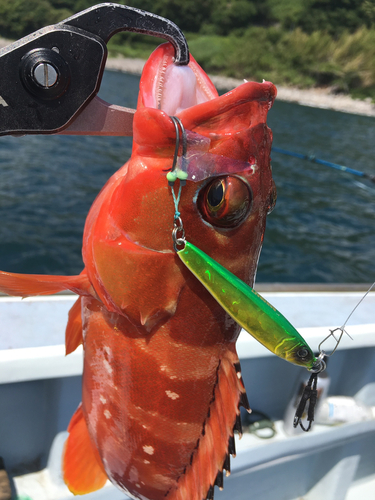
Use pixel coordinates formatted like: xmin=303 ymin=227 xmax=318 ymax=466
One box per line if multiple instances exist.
xmin=83 ymin=43 xmax=277 ymax=331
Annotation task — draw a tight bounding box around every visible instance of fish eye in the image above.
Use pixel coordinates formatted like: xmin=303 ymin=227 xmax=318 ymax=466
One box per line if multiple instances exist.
xmin=198 ymin=176 xmax=252 ymax=228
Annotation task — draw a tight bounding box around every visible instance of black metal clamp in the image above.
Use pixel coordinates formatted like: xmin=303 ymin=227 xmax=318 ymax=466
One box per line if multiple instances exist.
xmin=0 ymin=3 xmax=189 ymax=136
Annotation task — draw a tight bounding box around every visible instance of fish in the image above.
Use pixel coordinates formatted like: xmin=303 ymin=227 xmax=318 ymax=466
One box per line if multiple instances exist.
xmin=0 ymin=42 xmax=313 ymax=499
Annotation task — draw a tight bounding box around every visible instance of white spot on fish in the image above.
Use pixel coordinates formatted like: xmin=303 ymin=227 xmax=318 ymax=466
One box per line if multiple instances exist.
xmin=104 ymin=409 xmax=111 ymax=419
xmin=144 ymin=460 xmax=150 ymax=464
xmin=237 ymin=372 xmax=242 ymax=379
xmin=143 ymin=445 xmax=154 ymax=455
xmin=170 ymin=375 xmax=177 ymax=380
xmin=103 ymin=359 xmax=113 ymax=375
xmin=0 ymin=96 xmax=8 ymax=107
xmin=160 ymin=365 xmax=167 ymax=372
xmin=100 ymin=395 xmax=107 ymax=404
xmin=129 ymin=466 xmax=139 ymax=483
xmin=165 ymin=390 xmax=179 ymax=400
xmin=136 ymin=483 xmax=141 ymax=488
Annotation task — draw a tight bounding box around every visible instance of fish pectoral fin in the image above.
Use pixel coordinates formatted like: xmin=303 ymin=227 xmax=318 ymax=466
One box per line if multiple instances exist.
xmin=63 ymin=404 xmax=108 ymax=495
xmin=65 ymin=297 xmax=83 ymax=355
xmin=0 ymin=269 xmax=93 ymax=297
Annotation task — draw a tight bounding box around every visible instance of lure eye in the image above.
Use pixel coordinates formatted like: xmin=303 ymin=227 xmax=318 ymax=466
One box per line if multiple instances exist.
xmin=198 ymin=176 xmax=252 ymax=228
xmin=296 ymin=348 xmax=310 ymax=360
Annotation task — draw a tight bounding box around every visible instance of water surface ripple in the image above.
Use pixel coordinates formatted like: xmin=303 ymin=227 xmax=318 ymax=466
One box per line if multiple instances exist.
xmin=0 ymin=71 xmax=374 ymax=283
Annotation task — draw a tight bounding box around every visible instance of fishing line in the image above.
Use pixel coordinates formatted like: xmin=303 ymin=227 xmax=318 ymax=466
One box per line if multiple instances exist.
xmin=167 ymin=116 xmax=188 ymax=251
xmin=318 ymin=280 xmax=375 ymax=357
xmin=294 ymin=281 xmax=375 ymax=431
xmin=272 ymin=147 xmax=375 ymax=184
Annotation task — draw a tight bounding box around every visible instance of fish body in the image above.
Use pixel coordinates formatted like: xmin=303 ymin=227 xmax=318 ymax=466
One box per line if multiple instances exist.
xmin=0 ymin=43 xmax=296 ymax=499
xmin=73 ymin=44 xmax=276 ymax=499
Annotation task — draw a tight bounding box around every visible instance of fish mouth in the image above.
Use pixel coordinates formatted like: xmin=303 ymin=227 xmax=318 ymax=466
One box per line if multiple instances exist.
xmin=136 ymin=42 xmax=276 ymax=144
xmin=134 ymin=42 xmax=277 ymax=182
xmin=139 ymin=43 xmax=218 ymax=115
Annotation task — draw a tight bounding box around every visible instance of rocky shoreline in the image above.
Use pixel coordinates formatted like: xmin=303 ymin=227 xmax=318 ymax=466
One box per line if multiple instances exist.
xmin=1 ymin=34 xmax=374 ymax=116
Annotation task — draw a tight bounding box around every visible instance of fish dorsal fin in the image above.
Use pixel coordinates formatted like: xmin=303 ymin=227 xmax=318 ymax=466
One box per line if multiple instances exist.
xmin=65 ymin=296 xmax=83 ymax=355
xmin=0 ymin=269 xmax=93 ymax=297
xmin=63 ymin=404 xmax=108 ymax=495
xmin=166 ymin=348 xmax=249 ymax=500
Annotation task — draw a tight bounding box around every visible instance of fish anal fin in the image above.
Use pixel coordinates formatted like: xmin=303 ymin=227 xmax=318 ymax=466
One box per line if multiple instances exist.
xmin=0 ymin=269 xmax=93 ymax=298
xmin=167 ymin=349 xmax=249 ymax=500
xmin=65 ymin=297 xmax=83 ymax=355
xmin=63 ymin=404 xmax=108 ymax=495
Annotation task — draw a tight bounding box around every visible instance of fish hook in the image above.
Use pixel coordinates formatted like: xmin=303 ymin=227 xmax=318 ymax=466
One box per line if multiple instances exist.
xmin=166 ymin=116 xmax=188 ymax=186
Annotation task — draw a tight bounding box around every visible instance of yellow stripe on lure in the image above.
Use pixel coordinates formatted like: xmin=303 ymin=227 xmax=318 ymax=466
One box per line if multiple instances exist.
xmin=178 ymin=241 xmax=317 ymax=369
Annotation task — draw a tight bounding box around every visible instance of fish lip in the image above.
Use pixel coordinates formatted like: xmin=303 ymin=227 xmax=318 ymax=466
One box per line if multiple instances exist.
xmin=139 ymin=42 xmax=218 ymax=112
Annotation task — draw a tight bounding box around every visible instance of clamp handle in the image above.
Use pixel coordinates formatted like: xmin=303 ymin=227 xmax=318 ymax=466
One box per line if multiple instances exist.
xmin=64 ymin=3 xmax=189 ymax=65
xmin=0 ymin=3 xmax=189 ymax=136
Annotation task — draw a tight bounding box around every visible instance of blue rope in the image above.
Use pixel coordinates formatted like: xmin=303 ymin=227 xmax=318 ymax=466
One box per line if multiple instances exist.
xmin=272 ymin=147 xmax=375 ymax=183
xmin=171 ymin=184 xmax=182 ymax=219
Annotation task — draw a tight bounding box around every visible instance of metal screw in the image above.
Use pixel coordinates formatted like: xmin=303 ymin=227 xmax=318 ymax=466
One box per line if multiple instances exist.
xmin=33 ymin=63 xmax=58 ymax=88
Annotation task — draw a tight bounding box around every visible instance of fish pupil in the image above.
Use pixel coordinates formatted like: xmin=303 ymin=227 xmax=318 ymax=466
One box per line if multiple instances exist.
xmin=207 ymin=181 xmax=224 ymax=208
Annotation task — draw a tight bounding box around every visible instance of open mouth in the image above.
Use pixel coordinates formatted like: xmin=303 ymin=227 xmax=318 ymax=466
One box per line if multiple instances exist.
xmin=139 ymin=43 xmax=218 ymax=115
xmin=133 ymin=43 xmax=277 ymax=187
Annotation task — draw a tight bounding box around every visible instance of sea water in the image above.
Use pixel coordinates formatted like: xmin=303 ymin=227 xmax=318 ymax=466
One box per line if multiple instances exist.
xmin=0 ymin=70 xmax=374 ymax=283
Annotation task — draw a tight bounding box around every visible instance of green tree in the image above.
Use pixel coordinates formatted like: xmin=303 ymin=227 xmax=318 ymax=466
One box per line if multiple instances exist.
xmin=0 ymin=0 xmax=70 ymax=38
xmin=297 ymin=0 xmax=374 ymax=34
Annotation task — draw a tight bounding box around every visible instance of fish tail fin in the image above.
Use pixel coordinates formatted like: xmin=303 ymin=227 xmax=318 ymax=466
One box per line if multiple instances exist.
xmin=167 ymin=348 xmax=249 ymax=500
xmin=65 ymin=297 xmax=83 ymax=355
xmin=63 ymin=404 xmax=108 ymax=495
xmin=0 ymin=269 xmax=92 ymax=297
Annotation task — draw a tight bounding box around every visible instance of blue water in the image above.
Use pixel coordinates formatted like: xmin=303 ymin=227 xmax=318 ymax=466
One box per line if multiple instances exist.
xmin=0 ymin=70 xmax=374 ymax=283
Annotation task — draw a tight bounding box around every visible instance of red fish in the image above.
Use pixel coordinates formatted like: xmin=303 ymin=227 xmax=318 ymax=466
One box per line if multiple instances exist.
xmin=0 ymin=44 xmax=276 ymax=499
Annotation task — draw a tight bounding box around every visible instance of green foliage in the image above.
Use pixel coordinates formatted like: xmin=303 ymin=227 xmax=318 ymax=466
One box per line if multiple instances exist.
xmin=295 ymin=0 xmax=375 ymax=34
xmin=0 ymin=0 xmax=70 ymax=38
xmin=2 ymin=0 xmax=375 ymax=38
xmin=3 ymin=0 xmax=375 ymax=100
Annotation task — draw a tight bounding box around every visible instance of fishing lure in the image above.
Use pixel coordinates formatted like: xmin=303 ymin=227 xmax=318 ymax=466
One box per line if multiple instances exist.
xmin=176 ymin=238 xmax=316 ymax=369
